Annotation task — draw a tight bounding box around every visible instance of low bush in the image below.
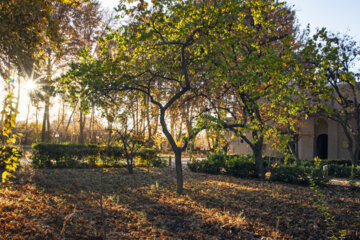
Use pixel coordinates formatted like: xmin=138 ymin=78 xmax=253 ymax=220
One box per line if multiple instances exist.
xmin=322 ymin=159 xmax=352 ymax=166
xmin=187 ymin=152 xmax=226 ymax=174
xmin=149 ymin=158 xmax=168 ymax=168
xmin=269 ymin=164 xmax=328 ymax=185
xmin=31 ymin=143 xmax=123 ymax=168
xmin=137 ymin=148 xmax=157 ymax=162
xmin=137 ymin=148 xmax=167 ymax=168
xmin=225 ymin=155 xmax=256 ymax=178
xmin=327 ymin=164 xmax=360 ymax=179
xmin=269 ymin=164 xmax=310 ymax=185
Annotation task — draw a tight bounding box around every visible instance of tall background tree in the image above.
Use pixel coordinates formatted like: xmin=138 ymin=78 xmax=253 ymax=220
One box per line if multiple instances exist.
xmin=200 ymin=0 xmax=305 ymax=178
xmin=305 ymin=29 xmax=360 ymax=165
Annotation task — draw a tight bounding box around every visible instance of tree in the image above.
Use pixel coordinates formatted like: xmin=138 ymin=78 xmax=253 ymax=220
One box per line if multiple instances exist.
xmin=62 ymin=0 xmax=306 ymax=191
xmin=113 ymin=111 xmax=144 ymax=174
xmin=63 ymin=0 xmax=225 ymax=194
xmin=0 ymin=0 xmax=79 ymax=183
xmin=38 ymin=0 xmax=110 ymax=142
xmin=200 ymin=0 xmax=303 ymax=178
xmin=306 ymin=29 xmax=360 ymax=165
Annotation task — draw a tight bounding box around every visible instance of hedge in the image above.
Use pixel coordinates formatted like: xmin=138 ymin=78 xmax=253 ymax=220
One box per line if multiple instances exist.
xmin=136 ymin=148 xmax=167 ymax=168
xmin=187 ymin=153 xmax=330 ymax=185
xmin=31 ymin=143 xmax=123 ymax=168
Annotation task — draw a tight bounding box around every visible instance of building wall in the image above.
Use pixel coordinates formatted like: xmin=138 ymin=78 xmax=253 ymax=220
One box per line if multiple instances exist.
xmin=298 ymin=118 xmax=315 ymax=160
xmin=228 ymin=116 xmax=357 ymax=161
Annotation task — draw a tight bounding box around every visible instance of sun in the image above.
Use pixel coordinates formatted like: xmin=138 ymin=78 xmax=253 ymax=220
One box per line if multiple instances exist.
xmin=22 ymin=79 xmax=38 ymax=93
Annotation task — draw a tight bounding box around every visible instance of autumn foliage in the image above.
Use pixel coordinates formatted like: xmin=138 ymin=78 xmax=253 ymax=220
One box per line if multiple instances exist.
xmin=0 ymin=168 xmax=359 ymax=239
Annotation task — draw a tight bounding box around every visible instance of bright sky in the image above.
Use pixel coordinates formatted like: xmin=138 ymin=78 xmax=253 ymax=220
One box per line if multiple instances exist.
xmin=99 ymin=0 xmax=119 ymax=11
xmin=284 ymin=0 xmax=360 ymax=42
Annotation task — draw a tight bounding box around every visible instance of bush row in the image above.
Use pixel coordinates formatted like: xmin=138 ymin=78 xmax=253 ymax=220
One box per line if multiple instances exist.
xmin=188 ymin=153 xmax=360 ymax=185
xmin=187 ymin=153 xmax=257 ymax=178
xmin=137 ymin=148 xmax=168 ymax=168
xmin=32 ymin=143 xmax=124 ymax=168
xmin=31 ymin=143 xmax=165 ymax=168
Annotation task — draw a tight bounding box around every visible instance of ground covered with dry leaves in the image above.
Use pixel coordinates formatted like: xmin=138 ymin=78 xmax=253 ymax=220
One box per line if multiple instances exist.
xmin=0 ymin=167 xmax=359 ymax=239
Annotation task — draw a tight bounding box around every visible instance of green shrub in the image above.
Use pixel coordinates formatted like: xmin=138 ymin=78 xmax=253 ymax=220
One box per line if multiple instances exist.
xmin=327 ymin=164 xmax=360 ymax=179
xmin=137 ymin=148 xmax=157 ymax=161
xmin=225 ymin=155 xmax=256 ymax=178
xmin=206 ymin=152 xmax=227 ymax=174
xmin=327 ymin=164 xmax=352 ymax=178
xmin=269 ymin=164 xmax=328 ymax=185
xmin=187 ymin=152 xmax=226 ymax=174
xmin=187 ymin=159 xmax=203 ymax=172
xmin=309 ymin=166 xmax=329 ymax=186
xmin=322 ymin=159 xmax=352 ymax=166
xmin=31 ymin=143 xmax=123 ymax=168
xmin=137 ymin=148 xmax=168 ymax=168
xmin=269 ymin=164 xmax=310 ymax=185
xmin=150 ymin=158 xmax=168 ymax=168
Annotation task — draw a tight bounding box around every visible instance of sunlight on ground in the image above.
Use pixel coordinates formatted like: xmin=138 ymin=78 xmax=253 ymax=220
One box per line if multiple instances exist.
xmin=1 ymin=168 xmax=359 ymax=239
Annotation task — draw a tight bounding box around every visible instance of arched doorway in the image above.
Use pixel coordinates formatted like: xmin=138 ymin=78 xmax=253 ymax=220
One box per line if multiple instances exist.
xmin=316 ymin=134 xmax=328 ymax=159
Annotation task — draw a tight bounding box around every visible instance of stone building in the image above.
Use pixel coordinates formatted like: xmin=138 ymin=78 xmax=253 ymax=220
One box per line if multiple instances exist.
xmin=227 ymin=116 xmax=355 ymax=160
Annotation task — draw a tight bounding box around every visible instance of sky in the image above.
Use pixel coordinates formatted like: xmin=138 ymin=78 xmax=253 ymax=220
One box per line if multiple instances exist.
xmin=285 ymin=0 xmax=360 ymax=42
xmin=100 ymin=0 xmax=360 ymax=42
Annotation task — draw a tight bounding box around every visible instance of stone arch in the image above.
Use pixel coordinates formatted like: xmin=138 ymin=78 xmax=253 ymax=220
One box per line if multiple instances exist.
xmin=316 ymin=134 xmax=328 ymax=159
xmin=314 ymin=118 xmax=328 ymax=159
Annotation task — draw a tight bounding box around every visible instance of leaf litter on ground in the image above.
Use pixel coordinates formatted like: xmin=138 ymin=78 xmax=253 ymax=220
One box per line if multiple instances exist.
xmin=0 ymin=167 xmax=359 ymax=239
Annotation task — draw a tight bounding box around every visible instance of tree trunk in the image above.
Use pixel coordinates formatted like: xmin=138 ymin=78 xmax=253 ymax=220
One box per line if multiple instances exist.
xmin=23 ymin=102 xmax=31 ymax=145
xmin=159 ymin=108 xmax=183 ymax=194
xmin=64 ymin=102 xmax=78 ymax=139
xmin=174 ymin=150 xmax=183 ymax=194
xmin=146 ymin=96 xmax=152 ymax=144
xmin=35 ymin=106 xmax=39 ymax=141
xmin=41 ymin=98 xmax=50 ymax=142
xmin=126 ymin=156 xmax=133 ymax=174
xmin=90 ymin=105 xmax=95 ymax=143
xmin=253 ymin=140 xmax=265 ymax=179
xmin=79 ymin=111 xmax=86 ymax=144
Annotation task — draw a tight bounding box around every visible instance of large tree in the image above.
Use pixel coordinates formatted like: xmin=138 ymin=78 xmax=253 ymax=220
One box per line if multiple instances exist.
xmin=38 ymin=0 xmax=111 ymax=142
xmin=63 ymin=0 xmax=225 ymax=194
xmin=305 ymin=29 xmax=360 ymax=165
xmin=63 ymin=0 xmax=306 ymax=192
xmin=200 ymin=0 xmax=304 ymax=178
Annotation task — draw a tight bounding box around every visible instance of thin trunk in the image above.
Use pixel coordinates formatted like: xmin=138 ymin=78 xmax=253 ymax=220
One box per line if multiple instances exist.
xmin=126 ymin=156 xmax=133 ymax=174
xmin=146 ymin=96 xmax=152 ymax=144
xmin=90 ymin=105 xmax=95 ymax=143
xmin=79 ymin=111 xmax=86 ymax=144
xmin=46 ymin=104 xmax=50 ymax=139
xmin=132 ymin=106 xmax=136 ymax=134
xmin=35 ymin=107 xmax=39 ymax=141
xmin=55 ymin=100 xmax=65 ymax=134
xmin=253 ymin=139 xmax=265 ymax=179
xmin=153 ymin=111 xmax=159 ymax=137
xmin=174 ymin=150 xmax=183 ymax=194
xmin=159 ymin=108 xmax=183 ymax=194
xmin=23 ymin=102 xmax=31 ymax=145
xmin=15 ymin=73 xmax=21 ymax=114
xmin=41 ymin=58 xmax=52 ymax=142
xmin=64 ymin=102 xmax=78 ymax=138
xmin=135 ymin=99 xmax=139 ymax=134
xmin=41 ymin=100 xmax=50 ymax=142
